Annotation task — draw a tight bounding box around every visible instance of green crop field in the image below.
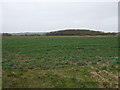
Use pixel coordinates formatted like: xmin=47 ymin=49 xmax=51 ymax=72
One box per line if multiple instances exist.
xmin=2 ymin=36 xmax=119 ymax=88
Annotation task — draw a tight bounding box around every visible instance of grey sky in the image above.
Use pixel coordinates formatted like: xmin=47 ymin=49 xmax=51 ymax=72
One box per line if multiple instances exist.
xmin=2 ymin=2 xmax=118 ymax=33
xmin=0 ymin=3 xmax=2 ymax=33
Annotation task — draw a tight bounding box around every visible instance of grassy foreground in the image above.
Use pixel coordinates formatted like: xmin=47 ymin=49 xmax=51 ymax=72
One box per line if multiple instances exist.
xmin=2 ymin=36 xmax=119 ymax=88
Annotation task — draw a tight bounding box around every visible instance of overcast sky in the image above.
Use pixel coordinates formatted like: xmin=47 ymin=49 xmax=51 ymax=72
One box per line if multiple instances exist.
xmin=1 ymin=1 xmax=118 ymax=33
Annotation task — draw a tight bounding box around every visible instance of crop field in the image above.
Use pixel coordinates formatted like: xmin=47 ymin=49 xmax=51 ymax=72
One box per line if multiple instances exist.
xmin=2 ymin=36 xmax=119 ymax=88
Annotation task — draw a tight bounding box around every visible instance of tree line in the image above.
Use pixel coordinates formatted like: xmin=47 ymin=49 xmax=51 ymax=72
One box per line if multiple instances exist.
xmin=2 ymin=29 xmax=118 ymax=36
xmin=46 ymin=29 xmax=117 ymax=36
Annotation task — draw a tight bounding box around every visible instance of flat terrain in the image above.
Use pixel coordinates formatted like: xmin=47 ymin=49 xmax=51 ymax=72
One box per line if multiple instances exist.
xmin=2 ymin=36 xmax=119 ymax=88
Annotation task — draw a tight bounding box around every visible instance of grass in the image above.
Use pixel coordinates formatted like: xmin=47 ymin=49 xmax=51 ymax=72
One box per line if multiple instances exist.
xmin=2 ymin=36 xmax=119 ymax=88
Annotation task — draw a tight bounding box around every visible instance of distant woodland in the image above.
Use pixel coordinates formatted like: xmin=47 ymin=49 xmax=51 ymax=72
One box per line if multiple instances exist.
xmin=46 ymin=29 xmax=117 ymax=36
xmin=2 ymin=29 xmax=118 ymax=36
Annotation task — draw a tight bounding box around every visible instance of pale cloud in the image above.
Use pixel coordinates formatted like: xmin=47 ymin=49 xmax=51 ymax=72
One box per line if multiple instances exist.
xmin=0 ymin=3 xmax=2 ymax=33
xmin=2 ymin=2 xmax=118 ymax=33
xmin=1 ymin=0 xmax=119 ymax=3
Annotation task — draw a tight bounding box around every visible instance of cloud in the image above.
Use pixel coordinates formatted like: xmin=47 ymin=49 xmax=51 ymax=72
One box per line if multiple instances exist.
xmin=2 ymin=2 xmax=118 ymax=33
xmin=0 ymin=3 xmax=2 ymax=33
xmin=1 ymin=0 xmax=119 ymax=3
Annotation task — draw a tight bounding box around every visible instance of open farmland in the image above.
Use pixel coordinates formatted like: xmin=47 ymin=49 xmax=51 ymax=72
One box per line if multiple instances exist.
xmin=2 ymin=36 xmax=119 ymax=88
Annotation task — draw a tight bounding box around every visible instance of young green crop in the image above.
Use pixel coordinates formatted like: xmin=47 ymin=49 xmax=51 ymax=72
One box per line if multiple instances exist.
xmin=2 ymin=36 xmax=118 ymax=69
xmin=2 ymin=36 xmax=119 ymax=88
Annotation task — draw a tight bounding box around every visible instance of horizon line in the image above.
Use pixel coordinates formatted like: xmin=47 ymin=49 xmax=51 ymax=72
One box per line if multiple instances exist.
xmin=2 ymin=28 xmax=118 ymax=33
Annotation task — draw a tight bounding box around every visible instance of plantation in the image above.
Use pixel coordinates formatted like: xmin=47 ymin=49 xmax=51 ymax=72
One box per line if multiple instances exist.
xmin=2 ymin=36 xmax=119 ymax=88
